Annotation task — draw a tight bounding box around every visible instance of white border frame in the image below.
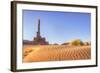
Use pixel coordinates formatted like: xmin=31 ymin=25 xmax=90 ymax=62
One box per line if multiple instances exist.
xmin=15 ymin=2 xmax=97 ymax=70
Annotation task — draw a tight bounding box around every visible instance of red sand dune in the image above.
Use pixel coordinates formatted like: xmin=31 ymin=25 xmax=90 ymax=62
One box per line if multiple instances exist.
xmin=23 ymin=45 xmax=91 ymax=62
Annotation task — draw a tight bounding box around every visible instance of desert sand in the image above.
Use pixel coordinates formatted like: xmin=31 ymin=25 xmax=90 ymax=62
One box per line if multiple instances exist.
xmin=23 ymin=45 xmax=91 ymax=63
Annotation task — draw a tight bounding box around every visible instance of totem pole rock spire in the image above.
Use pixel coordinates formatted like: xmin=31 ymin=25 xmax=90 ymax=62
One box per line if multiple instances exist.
xmin=37 ymin=18 xmax=41 ymax=38
xmin=32 ymin=18 xmax=49 ymax=45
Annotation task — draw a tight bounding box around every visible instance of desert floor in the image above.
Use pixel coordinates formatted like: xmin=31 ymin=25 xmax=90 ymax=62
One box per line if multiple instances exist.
xmin=23 ymin=45 xmax=91 ymax=63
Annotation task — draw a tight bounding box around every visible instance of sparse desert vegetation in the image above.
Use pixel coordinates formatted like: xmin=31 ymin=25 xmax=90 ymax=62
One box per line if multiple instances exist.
xmin=23 ymin=45 xmax=91 ymax=63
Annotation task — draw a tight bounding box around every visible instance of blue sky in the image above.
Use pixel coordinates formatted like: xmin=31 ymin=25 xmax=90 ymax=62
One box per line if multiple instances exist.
xmin=23 ymin=10 xmax=91 ymax=44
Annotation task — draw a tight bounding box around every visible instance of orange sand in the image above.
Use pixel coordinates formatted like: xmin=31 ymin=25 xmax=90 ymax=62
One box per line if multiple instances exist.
xmin=23 ymin=45 xmax=91 ymax=62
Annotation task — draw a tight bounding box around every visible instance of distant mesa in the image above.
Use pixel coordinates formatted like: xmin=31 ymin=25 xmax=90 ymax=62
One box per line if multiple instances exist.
xmin=84 ymin=42 xmax=91 ymax=46
xmin=71 ymin=39 xmax=84 ymax=46
xmin=23 ymin=40 xmax=33 ymax=45
xmin=61 ymin=39 xmax=91 ymax=46
xmin=23 ymin=19 xmax=49 ymax=45
xmin=70 ymin=39 xmax=91 ymax=46
xmin=61 ymin=42 xmax=69 ymax=45
xmin=53 ymin=43 xmax=59 ymax=45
